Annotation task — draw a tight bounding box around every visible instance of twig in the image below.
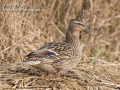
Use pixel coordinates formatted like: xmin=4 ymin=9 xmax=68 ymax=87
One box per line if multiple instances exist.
xmin=89 ymin=57 xmax=117 ymax=65
xmin=51 ymin=20 xmax=65 ymax=37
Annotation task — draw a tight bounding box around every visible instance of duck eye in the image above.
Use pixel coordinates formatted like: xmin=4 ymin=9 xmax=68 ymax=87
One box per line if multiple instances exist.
xmin=77 ymin=23 xmax=84 ymax=27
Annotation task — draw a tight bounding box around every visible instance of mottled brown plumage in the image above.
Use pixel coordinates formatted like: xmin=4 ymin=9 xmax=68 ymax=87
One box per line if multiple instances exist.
xmin=23 ymin=19 xmax=92 ymax=77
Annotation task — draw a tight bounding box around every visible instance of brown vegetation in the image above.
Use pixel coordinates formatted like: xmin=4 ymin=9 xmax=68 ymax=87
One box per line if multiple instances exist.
xmin=0 ymin=0 xmax=120 ymax=90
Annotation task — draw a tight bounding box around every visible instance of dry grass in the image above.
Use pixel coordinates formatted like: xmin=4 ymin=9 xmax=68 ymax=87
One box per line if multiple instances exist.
xmin=0 ymin=0 xmax=120 ymax=90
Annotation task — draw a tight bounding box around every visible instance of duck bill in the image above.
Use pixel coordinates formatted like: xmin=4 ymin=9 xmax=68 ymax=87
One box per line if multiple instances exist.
xmin=85 ymin=29 xmax=93 ymax=35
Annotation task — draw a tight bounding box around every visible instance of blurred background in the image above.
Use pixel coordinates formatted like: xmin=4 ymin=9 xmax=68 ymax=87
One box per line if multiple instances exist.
xmin=0 ymin=0 xmax=120 ymax=89
xmin=0 ymin=0 xmax=120 ymax=64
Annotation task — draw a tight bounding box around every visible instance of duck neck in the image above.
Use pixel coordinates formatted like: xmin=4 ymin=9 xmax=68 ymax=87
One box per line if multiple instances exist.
xmin=64 ymin=30 xmax=81 ymax=48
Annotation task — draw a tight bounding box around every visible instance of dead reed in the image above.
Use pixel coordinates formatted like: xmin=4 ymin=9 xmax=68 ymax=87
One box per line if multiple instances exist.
xmin=0 ymin=0 xmax=120 ymax=90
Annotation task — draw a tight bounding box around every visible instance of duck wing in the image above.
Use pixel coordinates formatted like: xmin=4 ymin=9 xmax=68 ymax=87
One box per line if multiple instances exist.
xmin=26 ymin=43 xmax=56 ymax=59
xmin=26 ymin=42 xmax=72 ymax=60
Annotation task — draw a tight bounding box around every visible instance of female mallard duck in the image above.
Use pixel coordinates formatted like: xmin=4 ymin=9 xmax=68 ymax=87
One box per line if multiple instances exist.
xmin=24 ymin=19 xmax=92 ymax=77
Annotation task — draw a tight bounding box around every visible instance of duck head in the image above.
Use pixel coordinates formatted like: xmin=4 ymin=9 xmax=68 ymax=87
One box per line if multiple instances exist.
xmin=67 ymin=19 xmax=93 ymax=36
